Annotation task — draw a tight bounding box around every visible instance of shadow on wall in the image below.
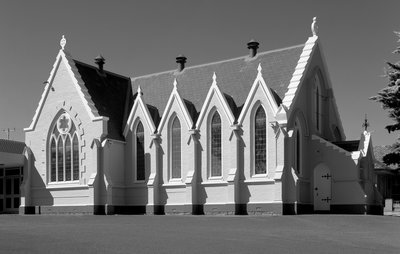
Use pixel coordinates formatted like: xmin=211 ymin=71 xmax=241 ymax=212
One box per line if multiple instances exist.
xmin=23 ymin=153 xmax=54 ymax=214
xmin=282 ymin=166 xmax=297 ymax=215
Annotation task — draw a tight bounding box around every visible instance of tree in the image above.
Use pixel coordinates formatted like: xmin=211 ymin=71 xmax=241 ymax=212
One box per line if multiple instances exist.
xmin=370 ymin=31 xmax=400 ymax=167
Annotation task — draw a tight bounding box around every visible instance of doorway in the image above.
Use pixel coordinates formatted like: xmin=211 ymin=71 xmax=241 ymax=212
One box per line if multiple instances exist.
xmin=313 ymin=164 xmax=331 ymax=211
xmin=0 ymin=167 xmax=23 ymax=213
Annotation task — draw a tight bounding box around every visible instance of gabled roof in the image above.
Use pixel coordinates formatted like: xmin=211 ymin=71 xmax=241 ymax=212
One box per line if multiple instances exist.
xmin=131 ymin=44 xmax=304 ymax=124
xmin=73 ymin=61 xmax=132 ymax=141
xmin=0 ymin=139 xmax=26 ymax=154
xmin=332 ymin=140 xmax=360 ymax=152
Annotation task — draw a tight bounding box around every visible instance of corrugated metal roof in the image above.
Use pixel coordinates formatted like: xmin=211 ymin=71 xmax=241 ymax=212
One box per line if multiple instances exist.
xmin=0 ymin=139 xmax=26 ymax=154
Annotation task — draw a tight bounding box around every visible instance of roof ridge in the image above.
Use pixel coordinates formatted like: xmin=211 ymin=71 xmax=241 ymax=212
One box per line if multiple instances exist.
xmin=131 ymin=43 xmax=305 ymax=81
xmin=73 ymin=59 xmax=130 ymax=80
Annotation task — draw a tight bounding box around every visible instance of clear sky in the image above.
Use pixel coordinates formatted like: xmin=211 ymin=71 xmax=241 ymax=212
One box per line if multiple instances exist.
xmin=0 ymin=0 xmax=399 ymax=145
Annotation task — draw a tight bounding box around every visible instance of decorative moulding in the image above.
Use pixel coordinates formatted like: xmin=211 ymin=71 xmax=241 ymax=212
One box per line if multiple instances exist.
xmin=237 ymin=63 xmax=280 ymax=125
xmin=123 ymin=85 xmax=157 ymax=137
xmin=157 ymin=78 xmax=194 ymax=133
xmin=195 ymin=72 xmax=235 ymax=129
xmin=25 ymin=35 xmax=106 ymax=132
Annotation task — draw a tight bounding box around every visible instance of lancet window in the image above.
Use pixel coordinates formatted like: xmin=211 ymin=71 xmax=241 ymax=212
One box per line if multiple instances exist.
xmin=136 ymin=122 xmax=145 ymax=181
xmin=210 ymin=112 xmax=222 ymax=177
xmin=254 ymin=106 xmax=267 ymax=174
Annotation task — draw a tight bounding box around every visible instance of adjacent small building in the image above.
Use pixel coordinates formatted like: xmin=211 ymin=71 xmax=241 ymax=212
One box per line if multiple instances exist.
xmin=0 ymin=139 xmax=25 ymax=213
xmin=21 ymin=18 xmax=383 ymax=215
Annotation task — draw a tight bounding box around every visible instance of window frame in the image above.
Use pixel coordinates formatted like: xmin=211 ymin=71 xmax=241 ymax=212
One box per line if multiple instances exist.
xmin=134 ymin=120 xmax=146 ymax=182
xmin=313 ymin=73 xmax=322 ymax=132
xmin=209 ymin=110 xmax=222 ymax=179
xmin=170 ymin=115 xmax=182 ymax=181
xmin=294 ymin=120 xmax=302 ymax=175
xmin=48 ymin=112 xmax=79 ymax=184
xmin=253 ymin=104 xmax=268 ymax=176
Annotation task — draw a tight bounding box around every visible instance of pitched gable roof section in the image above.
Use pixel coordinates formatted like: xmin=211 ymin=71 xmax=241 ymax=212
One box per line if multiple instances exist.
xmin=73 ymin=60 xmax=131 ymax=141
xmin=123 ymin=86 xmax=157 ymax=137
xmin=195 ymin=72 xmax=236 ymax=128
xmin=158 ymin=79 xmax=195 ymax=132
xmin=282 ymin=35 xmax=318 ymax=110
xmin=131 ymin=45 xmax=303 ymax=125
xmin=24 ymin=49 xmax=106 ymax=132
xmin=238 ymin=64 xmax=280 ymax=124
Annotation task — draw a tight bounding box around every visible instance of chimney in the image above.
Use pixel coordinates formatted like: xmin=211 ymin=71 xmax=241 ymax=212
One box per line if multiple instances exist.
xmin=95 ymin=55 xmax=105 ymax=71
xmin=176 ymin=55 xmax=187 ymax=72
xmin=247 ymin=40 xmax=259 ymax=58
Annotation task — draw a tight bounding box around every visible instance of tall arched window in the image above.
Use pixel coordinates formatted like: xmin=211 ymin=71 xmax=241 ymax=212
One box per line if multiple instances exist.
xmin=254 ymin=106 xmax=267 ymax=175
xmin=136 ymin=122 xmax=145 ymax=181
xmin=171 ymin=117 xmax=181 ymax=179
xmin=294 ymin=121 xmax=301 ymax=174
xmin=210 ymin=112 xmax=222 ymax=177
xmin=314 ymin=74 xmax=321 ymax=131
xmin=49 ymin=112 xmax=79 ymax=182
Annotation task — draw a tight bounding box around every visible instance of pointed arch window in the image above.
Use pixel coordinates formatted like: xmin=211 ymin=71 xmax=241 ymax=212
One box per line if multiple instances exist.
xmin=314 ymin=74 xmax=322 ymax=131
xmin=136 ymin=122 xmax=145 ymax=181
xmin=210 ymin=112 xmax=222 ymax=177
xmin=48 ymin=112 xmax=79 ymax=182
xmin=294 ymin=121 xmax=302 ymax=174
xmin=254 ymin=106 xmax=267 ymax=175
xmin=171 ymin=117 xmax=181 ymax=179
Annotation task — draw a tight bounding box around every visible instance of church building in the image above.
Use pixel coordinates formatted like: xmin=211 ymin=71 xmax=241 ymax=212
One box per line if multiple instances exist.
xmin=21 ymin=18 xmax=383 ymax=215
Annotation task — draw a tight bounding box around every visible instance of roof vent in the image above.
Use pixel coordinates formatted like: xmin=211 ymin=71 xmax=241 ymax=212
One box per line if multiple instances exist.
xmin=247 ymin=40 xmax=259 ymax=58
xmin=95 ymin=55 xmax=105 ymax=71
xmin=176 ymin=55 xmax=187 ymax=72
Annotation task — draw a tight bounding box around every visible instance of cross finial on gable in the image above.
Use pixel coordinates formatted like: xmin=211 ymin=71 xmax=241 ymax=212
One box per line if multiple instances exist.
xmin=137 ymin=86 xmax=142 ymax=97
xmin=311 ymin=17 xmax=318 ymax=36
xmin=60 ymin=35 xmax=66 ymax=50
xmin=257 ymin=63 xmax=262 ymax=74
xmin=362 ymin=114 xmax=370 ymax=131
xmin=173 ymin=78 xmax=178 ymax=90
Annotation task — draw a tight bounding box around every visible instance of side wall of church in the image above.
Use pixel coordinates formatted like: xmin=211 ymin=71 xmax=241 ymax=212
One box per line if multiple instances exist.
xmin=239 ymin=82 xmax=283 ymax=214
xmin=124 ymin=103 xmax=157 ymax=212
xmin=196 ymin=91 xmax=237 ymax=214
xmin=24 ymin=59 xmax=105 ymax=213
xmin=159 ymin=98 xmax=195 ymax=211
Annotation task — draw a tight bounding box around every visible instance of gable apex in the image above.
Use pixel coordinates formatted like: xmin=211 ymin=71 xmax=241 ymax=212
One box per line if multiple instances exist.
xmin=124 ymin=92 xmax=157 ymax=136
xmin=24 ymin=49 xmax=106 ymax=132
xmin=237 ymin=64 xmax=280 ymax=124
xmin=195 ymin=72 xmax=236 ymax=128
xmin=157 ymin=79 xmax=195 ymax=132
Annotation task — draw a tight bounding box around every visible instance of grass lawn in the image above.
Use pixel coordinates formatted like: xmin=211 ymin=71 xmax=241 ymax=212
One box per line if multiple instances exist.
xmin=0 ymin=215 xmax=399 ymax=254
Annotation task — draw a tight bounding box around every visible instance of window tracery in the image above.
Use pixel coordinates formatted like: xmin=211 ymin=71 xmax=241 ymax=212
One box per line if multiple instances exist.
xmin=49 ymin=112 xmax=79 ymax=182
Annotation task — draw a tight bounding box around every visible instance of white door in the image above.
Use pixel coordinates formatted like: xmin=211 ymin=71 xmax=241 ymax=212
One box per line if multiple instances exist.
xmin=313 ymin=164 xmax=331 ymax=211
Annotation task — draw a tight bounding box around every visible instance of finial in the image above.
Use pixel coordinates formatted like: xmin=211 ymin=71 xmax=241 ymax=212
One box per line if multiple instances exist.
xmin=212 ymin=72 xmax=217 ymax=83
xmin=137 ymin=86 xmax=142 ymax=97
xmin=173 ymin=78 xmax=177 ymax=89
xmin=311 ymin=17 xmax=318 ymax=36
xmin=257 ymin=63 xmax=262 ymax=73
xmin=60 ymin=35 xmax=66 ymax=50
xmin=362 ymin=114 xmax=369 ymax=131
